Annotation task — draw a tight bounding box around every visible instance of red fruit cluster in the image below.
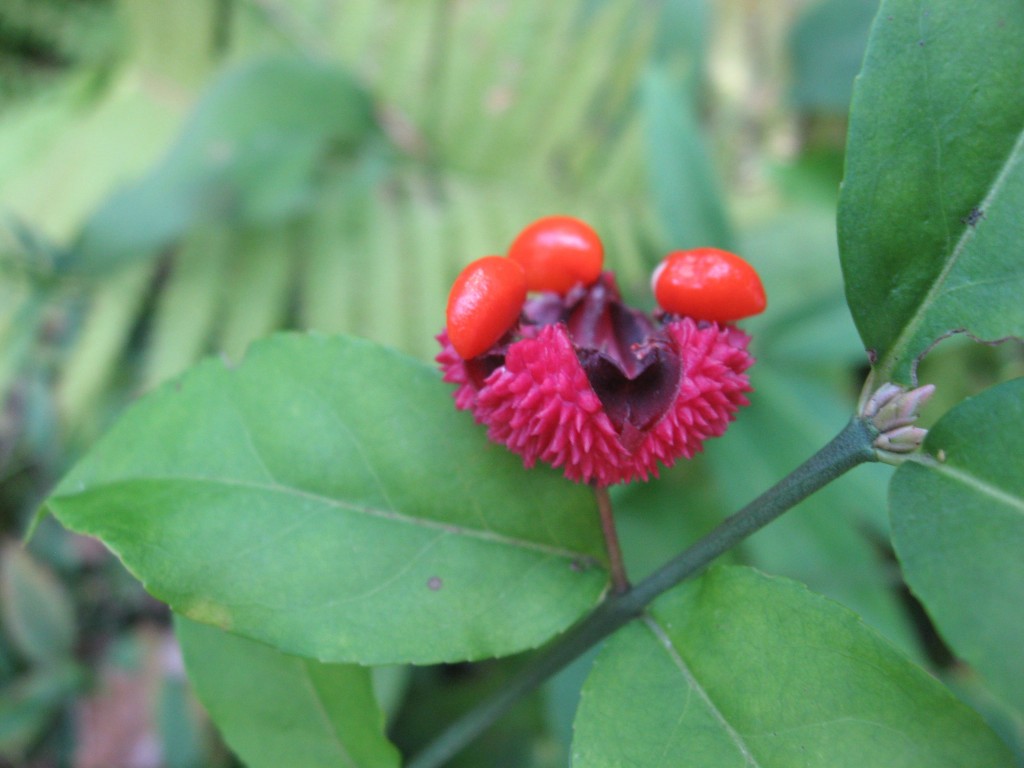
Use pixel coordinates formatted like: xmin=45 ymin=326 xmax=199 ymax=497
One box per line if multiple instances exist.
xmin=445 ymin=216 xmax=604 ymax=360
xmin=439 ymin=216 xmax=766 ymax=485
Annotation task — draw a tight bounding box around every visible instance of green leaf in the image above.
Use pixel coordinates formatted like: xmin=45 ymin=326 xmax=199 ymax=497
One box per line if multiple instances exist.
xmin=790 ymin=0 xmax=877 ymax=112
xmin=943 ymin=668 xmax=1024 ymax=762
xmin=44 ymin=334 xmax=607 ymax=664
xmin=176 ymin=615 xmax=400 ymax=768
xmin=0 ymin=543 xmax=76 ymax=665
xmin=573 ymin=566 xmax=1014 ymax=767
xmin=838 ymin=0 xmax=1024 ymax=384
xmin=68 ymin=56 xmax=377 ymax=273
xmin=890 ymin=377 xmax=1024 ymax=713
xmin=158 ymin=673 xmax=206 ymax=768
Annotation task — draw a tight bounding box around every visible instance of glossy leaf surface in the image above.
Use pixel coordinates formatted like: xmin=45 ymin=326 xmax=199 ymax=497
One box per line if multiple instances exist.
xmin=891 ymin=378 xmax=1024 ymax=712
xmin=573 ymin=566 xmax=1013 ymax=767
xmin=176 ymin=616 xmax=400 ymax=768
xmin=44 ymin=334 xmax=607 ymax=664
xmin=838 ymin=0 xmax=1024 ymax=383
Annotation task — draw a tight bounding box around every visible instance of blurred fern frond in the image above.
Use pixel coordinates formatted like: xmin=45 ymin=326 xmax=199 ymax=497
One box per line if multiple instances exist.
xmin=0 ymin=0 xmax=695 ymax=442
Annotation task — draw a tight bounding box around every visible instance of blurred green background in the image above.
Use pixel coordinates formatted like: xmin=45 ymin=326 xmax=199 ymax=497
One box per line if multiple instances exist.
xmin=1 ymin=1 xmax=1021 ymax=766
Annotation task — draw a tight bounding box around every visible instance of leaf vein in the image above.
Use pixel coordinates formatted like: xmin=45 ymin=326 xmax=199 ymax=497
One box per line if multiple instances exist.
xmin=297 ymin=661 xmax=360 ymax=768
xmin=880 ymin=117 xmax=1024 ymax=379
xmin=931 ymin=462 xmax=1024 ymax=516
xmin=63 ymin=475 xmax=597 ymax=561
xmin=643 ymin=615 xmax=762 ymax=768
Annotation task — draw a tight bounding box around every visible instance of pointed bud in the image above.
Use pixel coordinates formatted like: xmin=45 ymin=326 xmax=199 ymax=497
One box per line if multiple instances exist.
xmin=859 ymin=381 xmax=936 ymax=463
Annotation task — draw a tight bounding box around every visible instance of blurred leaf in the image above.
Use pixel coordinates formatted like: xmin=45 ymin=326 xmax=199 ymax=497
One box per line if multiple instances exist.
xmin=117 ymin=0 xmax=221 ymax=86
xmin=392 ymin=659 xmax=559 ymax=768
xmin=0 ymin=0 xmax=119 ymax=90
xmin=158 ymin=674 xmax=206 ymax=768
xmin=790 ymin=0 xmax=878 ymax=112
xmin=402 ymin=0 xmax=652 ymax=193
xmin=215 ymin=226 xmax=296 ymax=362
xmin=838 ymin=0 xmax=1024 ymax=384
xmin=740 ymin=205 xmax=864 ymax=367
xmin=0 ymin=662 xmax=81 ymax=758
xmin=542 ymin=646 xmax=600 ymax=766
xmin=642 ymin=65 xmax=733 ymax=252
xmin=0 ymin=542 xmax=76 ymax=665
xmin=652 ymin=0 xmax=711 ymax=69
xmin=68 ymin=55 xmax=378 ymax=273
xmin=0 ymin=286 xmax=47 ymax=405
xmin=0 ymin=71 xmax=185 ymax=243
xmin=370 ymin=665 xmax=410 ymax=725
xmin=891 ymin=378 xmax=1024 ymax=712
xmin=943 ymin=667 xmax=1024 ymax=764
xmin=141 ymin=227 xmax=232 ymax=389
xmin=176 ymin=615 xmax=400 ymax=768
xmin=572 ymin=566 xmax=1014 ymax=767
xmin=612 ymin=462 xmax=737 ymax=582
xmin=44 ymin=334 xmax=607 ymax=664
xmin=55 ymin=262 xmax=154 ymax=429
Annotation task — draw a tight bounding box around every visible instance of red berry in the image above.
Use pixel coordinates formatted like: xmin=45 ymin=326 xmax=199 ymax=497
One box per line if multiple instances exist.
xmin=446 ymin=256 xmax=528 ymax=359
xmin=508 ymin=215 xmax=603 ymax=294
xmin=652 ymin=248 xmax=766 ymax=322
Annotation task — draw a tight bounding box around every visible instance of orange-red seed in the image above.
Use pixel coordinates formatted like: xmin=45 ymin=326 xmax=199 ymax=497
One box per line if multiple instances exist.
xmin=508 ymin=215 xmax=603 ymax=294
xmin=652 ymin=248 xmax=766 ymax=323
xmin=446 ymin=256 xmax=528 ymax=359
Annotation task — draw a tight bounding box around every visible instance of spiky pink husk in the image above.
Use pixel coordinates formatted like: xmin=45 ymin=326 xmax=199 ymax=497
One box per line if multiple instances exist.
xmin=436 ymin=318 xmax=753 ymax=485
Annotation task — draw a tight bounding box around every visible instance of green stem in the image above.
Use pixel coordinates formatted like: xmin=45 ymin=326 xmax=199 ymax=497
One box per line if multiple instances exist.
xmin=407 ymin=417 xmax=877 ymax=768
xmin=593 ymin=484 xmax=629 ymax=594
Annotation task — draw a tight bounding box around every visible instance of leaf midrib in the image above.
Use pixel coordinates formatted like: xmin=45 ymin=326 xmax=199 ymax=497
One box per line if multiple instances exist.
xmin=298 ymin=660 xmax=361 ymax=768
xmin=929 ymin=461 xmax=1024 ymax=517
xmin=876 ymin=124 xmax=1024 ymax=382
xmin=53 ymin=474 xmax=599 ymax=562
xmin=643 ymin=615 xmax=763 ymax=768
